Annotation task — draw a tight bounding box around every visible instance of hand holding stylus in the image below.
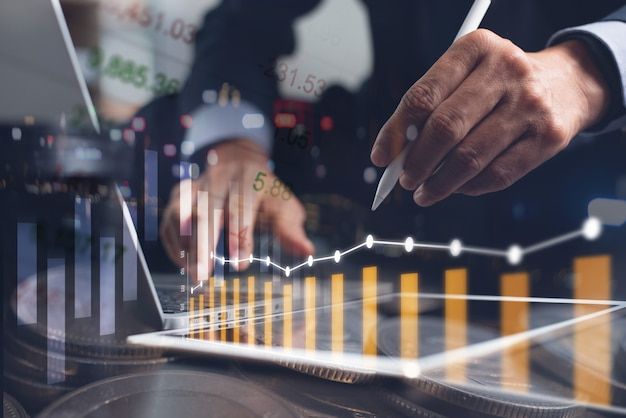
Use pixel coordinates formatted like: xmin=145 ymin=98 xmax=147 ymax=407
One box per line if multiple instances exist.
xmin=371 ymin=0 xmax=610 ymax=209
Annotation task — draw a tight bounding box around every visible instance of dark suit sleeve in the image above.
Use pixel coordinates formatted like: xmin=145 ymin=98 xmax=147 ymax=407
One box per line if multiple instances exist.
xmin=178 ymin=0 xmax=321 ymax=118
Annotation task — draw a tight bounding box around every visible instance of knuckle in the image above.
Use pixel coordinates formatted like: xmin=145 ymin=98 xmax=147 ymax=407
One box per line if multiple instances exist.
xmin=520 ymin=81 xmax=549 ymax=112
xmin=541 ymin=116 xmax=570 ymax=149
xmin=427 ymin=108 xmax=465 ymax=144
xmin=452 ymin=146 xmax=482 ymax=173
xmin=453 ymin=29 xmax=500 ymax=65
xmin=500 ymin=45 xmax=532 ymax=78
xmin=465 ymin=28 xmax=500 ymax=49
xmin=402 ymin=81 xmax=439 ymax=116
xmin=523 ymin=85 xmax=569 ymax=148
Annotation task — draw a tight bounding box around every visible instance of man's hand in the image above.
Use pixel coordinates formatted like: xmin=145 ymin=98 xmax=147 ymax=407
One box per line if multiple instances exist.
xmin=160 ymin=139 xmax=314 ymax=280
xmin=371 ymin=29 xmax=611 ymax=206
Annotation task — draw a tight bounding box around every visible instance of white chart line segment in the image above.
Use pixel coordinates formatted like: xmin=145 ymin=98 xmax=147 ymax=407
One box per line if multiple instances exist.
xmin=190 ymin=217 xmax=604 ymax=293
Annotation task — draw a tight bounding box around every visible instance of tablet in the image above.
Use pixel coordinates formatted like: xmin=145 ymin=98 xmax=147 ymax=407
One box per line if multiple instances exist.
xmin=129 ymin=290 xmax=626 ymax=412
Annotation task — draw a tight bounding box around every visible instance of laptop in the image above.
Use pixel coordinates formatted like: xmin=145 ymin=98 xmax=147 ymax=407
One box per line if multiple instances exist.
xmin=0 ymin=0 xmax=99 ymax=132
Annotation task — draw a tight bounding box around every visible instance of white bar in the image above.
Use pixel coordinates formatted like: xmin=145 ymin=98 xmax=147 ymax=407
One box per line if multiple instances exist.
xmin=47 ymin=258 xmax=65 ymax=383
xmin=17 ymin=223 xmax=37 ymax=325
xmin=260 ymin=222 xmax=269 ymax=273
xmin=99 ymin=238 xmax=116 ymax=336
xmin=197 ymin=191 xmax=209 ymax=282
xmin=180 ymin=173 xmax=193 ymax=237
xmin=272 ymin=235 xmax=281 ymax=273
xmin=123 ymin=201 xmax=138 ymax=302
xmin=144 ymin=150 xmax=158 ymax=241
xmin=74 ymin=198 xmax=92 ymax=317
xmin=228 ymin=182 xmax=240 ymax=273
xmin=213 ymin=208 xmax=224 ymax=284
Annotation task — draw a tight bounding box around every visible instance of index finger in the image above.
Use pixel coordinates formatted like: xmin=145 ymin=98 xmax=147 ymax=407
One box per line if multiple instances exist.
xmin=370 ymin=30 xmax=495 ymax=167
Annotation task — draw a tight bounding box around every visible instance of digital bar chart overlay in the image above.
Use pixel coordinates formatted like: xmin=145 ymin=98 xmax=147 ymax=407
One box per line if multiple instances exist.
xmin=184 ymin=254 xmax=625 ymax=411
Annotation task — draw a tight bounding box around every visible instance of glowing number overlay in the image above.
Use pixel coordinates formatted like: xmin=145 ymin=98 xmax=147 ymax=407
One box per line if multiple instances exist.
xmin=252 ymin=171 xmax=292 ymax=201
xmin=102 ymin=2 xmax=197 ymax=45
xmin=261 ymin=61 xmax=326 ymax=97
xmin=88 ymin=47 xmax=180 ymax=95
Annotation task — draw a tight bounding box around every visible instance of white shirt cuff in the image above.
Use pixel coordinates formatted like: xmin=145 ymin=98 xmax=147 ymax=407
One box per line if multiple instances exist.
xmin=549 ymin=21 xmax=626 ymax=132
xmin=184 ymin=100 xmax=272 ymax=155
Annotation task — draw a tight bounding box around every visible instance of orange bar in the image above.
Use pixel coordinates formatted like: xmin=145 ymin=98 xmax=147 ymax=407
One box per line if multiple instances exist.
xmin=501 ymin=273 xmax=529 ymax=392
xmin=445 ymin=268 xmax=467 ymax=382
xmin=233 ymin=278 xmax=240 ymax=344
xmin=188 ymin=296 xmax=195 ymax=339
xmin=574 ymin=255 xmax=612 ymax=405
xmin=400 ymin=273 xmax=419 ymax=359
xmin=197 ymin=191 xmax=209 ymax=282
xmin=198 ymin=294 xmax=205 ymax=340
xmin=331 ymin=274 xmax=344 ymax=353
xmin=248 ymin=276 xmax=255 ymax=345
xmin=363 ymin=267 xmax=377 ymax=356
xmin=305 ymin=276 xmax=316 ymax=351
xmin=264 ymin=281 xmax=272 ymax=347
xmin=220 ymin=280 xmax=227 ymax=342
xmin=208 ymin=277 xmax=215 ymax=340
xmin=283 ymin=284 xmax=292 ymax=350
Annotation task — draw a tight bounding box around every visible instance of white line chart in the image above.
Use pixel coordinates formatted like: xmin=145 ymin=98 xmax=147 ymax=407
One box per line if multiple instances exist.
xmin=190 ymin=217 xmax=605 ymax=294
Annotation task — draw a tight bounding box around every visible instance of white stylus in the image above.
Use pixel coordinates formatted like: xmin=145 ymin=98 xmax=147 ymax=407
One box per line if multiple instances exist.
xmin=371 ymin=0 xmax=492 ymax=211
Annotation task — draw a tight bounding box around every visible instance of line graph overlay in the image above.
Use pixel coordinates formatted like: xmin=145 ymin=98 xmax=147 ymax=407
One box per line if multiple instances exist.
xmin=190 ymin=217 xmax=604 ymax=293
